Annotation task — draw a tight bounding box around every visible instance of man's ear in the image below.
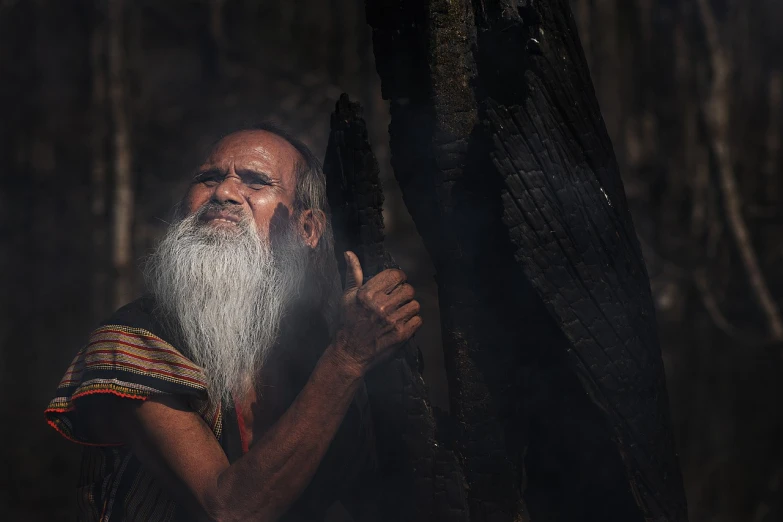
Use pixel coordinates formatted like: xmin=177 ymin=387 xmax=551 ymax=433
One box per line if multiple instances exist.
xmin=298 ymin=209 xmax=326 ymax=249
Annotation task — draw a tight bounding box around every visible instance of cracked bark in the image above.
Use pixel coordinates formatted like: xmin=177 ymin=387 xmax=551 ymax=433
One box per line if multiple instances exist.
xmin=482 ymin=0 xmax=688 ymax=520
xmin=366 ymin=1 xmax=532 ymax=521
xmin=323 ymin=94 xmax=469 ymax=522
xmin=367 ymin=0 xmax=686 ymax=521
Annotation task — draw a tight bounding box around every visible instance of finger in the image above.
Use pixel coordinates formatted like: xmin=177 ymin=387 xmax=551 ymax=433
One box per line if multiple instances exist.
xmin=379 ymin=314 xmax=423 ymax=346
xmin=387 ymin=299 xmax=420 ymax=324
xmin=384 ymin=283 xmax=415 ymax=308
xmin=364 ymin=268 xmax=407 ymax=295
xmin=343 ymin=251 xmax=364 ymax=291
xmin=404 ymin=313 xmax=423 ymax=331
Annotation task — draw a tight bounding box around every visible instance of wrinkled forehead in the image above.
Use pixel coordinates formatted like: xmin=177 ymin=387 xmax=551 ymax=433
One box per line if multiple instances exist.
xmin=202 ymin=130 xmax=301 ymax=180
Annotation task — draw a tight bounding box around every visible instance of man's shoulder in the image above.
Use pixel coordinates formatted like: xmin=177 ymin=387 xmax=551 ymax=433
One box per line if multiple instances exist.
xmin=100 ymin=296 xmax=166 ymax=338
xmin=45 ymin=296 xmax=213 ymax=445
xmin=84 ymin=296 xmax=203 ymax=387
xmin=92 ymin=296 xmax=187 ymax=357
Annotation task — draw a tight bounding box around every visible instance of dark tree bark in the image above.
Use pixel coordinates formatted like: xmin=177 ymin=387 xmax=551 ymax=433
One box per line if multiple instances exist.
xmin=366 ymin=0 xmax=688 ymax=521
xmin=365 ymin=2 xmax=533 ymax=521
xmin=323 ymin=94 xmax=469 ymax=522
xmin=480 ymin=1 xmax=688 ymax=519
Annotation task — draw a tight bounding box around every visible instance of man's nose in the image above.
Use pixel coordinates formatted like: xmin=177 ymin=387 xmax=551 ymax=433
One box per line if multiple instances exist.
xmin=213 ymin=174 xmax=243 ymax=205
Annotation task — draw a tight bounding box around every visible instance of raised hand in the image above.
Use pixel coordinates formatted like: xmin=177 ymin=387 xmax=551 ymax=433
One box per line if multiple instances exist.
xmin=333 ymin=251 xmax=422 ymax=375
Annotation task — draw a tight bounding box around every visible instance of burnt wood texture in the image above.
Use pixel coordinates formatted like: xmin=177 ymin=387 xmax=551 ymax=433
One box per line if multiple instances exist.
xmin=365 ymin=1 xmax=534 ymax=521
xmin=363 ymin=0 xmax=688 ymax=521
xmin=479 ymin=2 xmax=688 ymax=520
xmin=323 ymin=94 xmax=469 ymax=522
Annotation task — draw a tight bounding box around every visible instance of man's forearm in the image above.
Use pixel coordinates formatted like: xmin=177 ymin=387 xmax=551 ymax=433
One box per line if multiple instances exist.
xmin=207 ymin=343 xmax=363 ymax=521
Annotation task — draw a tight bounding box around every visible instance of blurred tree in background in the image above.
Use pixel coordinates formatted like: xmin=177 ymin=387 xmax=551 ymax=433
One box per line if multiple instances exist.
xmin=570 ymin=1 xmax=783 ymax=519
xmin=0 ymin=0 xmax=781 ymax=521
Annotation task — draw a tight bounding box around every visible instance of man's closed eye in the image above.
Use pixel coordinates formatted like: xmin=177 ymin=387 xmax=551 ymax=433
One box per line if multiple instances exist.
xmin=237 ymin=170 xmax=273 ymax=190
xmin=244 ymin=176 xmax=271 ymax=190
xmin=194 ymin=171 xmax=224 ymax=187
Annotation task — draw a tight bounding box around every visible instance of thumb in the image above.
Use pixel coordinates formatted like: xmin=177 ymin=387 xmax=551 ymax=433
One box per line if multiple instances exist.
xmin=343 ymin=251 xmax=364 ymax=291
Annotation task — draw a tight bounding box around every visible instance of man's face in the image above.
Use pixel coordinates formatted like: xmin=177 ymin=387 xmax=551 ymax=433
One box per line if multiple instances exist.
xmin=185 ymin=130 xmax=299 ymax=241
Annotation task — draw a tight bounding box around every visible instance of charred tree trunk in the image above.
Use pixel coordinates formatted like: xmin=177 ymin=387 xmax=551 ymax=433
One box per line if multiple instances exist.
xmin=366 ymin=2 xmax=532 ymax=521
xmin=366 ymin=0 xmax=687 ymax=521
xmin=323 ymin=94 xmax=469 ymax=522
xmin=479 ymin=0 xmax=688 ymax=520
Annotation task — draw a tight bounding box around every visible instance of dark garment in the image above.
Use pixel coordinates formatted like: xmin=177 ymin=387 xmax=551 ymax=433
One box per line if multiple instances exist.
xmin=45 ymin=297 xmax=376 ymax=521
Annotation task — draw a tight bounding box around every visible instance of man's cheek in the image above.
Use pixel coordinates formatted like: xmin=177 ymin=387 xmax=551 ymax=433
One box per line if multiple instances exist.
xmin=185 ymin=187 xmax=210 ymax=214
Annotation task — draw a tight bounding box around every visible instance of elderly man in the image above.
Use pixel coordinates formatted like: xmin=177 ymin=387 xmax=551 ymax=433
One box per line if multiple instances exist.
xmin=45 ymin=126 xmax=422 ymax=521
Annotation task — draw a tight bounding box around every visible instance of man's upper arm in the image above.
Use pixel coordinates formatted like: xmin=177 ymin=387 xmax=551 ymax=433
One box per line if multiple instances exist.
xmin=108 ymin=395 xmax=231 ymax=521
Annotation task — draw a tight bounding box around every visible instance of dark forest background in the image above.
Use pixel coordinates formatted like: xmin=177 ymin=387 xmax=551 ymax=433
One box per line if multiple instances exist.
xmin=1 ymin=0 xmax=781 ymax=521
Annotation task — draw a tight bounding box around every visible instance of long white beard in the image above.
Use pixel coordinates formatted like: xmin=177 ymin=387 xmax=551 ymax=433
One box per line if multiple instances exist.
xmin=144 ymin=209 xmax=305 ymax=404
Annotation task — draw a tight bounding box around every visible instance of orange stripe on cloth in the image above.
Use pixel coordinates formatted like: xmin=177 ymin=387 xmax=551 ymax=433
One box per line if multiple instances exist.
xmin=80 ymin=360 xmax=206 ymax=385
xmin=86 ymin=337 xmax=198 ymax=362
xmin=56 ymin=324 xmax=207 ymax=389
xmin=45 ymin=324 xmax=223 ymax=446
xmin=60 ymin=348 xmax=201 ymax=383
xmin=86 ymin=341 xmax=201 ymax=372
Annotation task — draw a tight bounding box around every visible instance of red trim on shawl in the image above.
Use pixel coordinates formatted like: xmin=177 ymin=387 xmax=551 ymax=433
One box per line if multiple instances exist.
xmin=87 ymin=337 xmax=201 ymax=365
xmin=76 ymin=360 xmax=205 ymax=385
xmin=44 ymin=388 xmax=151 ymax=446
xmin=234 ymin=398 xmax=250 ymax=455
xmin=78 ymin=348 xmax=202 ymax=372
